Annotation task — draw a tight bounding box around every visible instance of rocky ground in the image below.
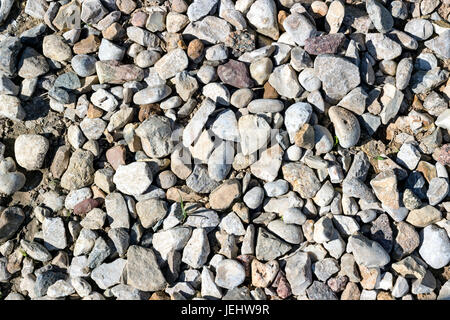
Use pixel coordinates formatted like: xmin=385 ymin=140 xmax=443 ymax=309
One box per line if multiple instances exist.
xmin=0 ymin=0 xmax=449 ymax=300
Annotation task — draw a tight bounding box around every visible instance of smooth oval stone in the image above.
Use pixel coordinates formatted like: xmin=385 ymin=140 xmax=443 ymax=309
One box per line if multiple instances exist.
xmin=133 ymin=85 xmax=172 ymax=104
xmin=247 ymin=99 xmax=284 ymax=113
xmin=328 ymin=106 xmax=360 ymax=148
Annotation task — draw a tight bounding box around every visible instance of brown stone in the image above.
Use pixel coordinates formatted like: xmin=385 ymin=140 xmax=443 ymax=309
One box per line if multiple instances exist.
xmin=251 ymin=259 xmax=279 ymax=288
xmin=91 ymin=185 xmax=106 ymax=199
xmin=209 ymin=179 xmax=241 ymax=211
xmin=263 ymin=81 xmax=279 ymax=99
xmin=171 ymin=0 xmax=188 ymax=13
xmin=304 ymin=34 xmax=346 ymax=55
xmin=149 ymin=291 xmax=170 ymax=300
xmin=96 ymin=61 xmax=144 ymax=84
xmin=377 ymin=291 xmax=395 ymax=300
xmin=106 ymin=145 xmax=126 ymax=170
xmin=232 ymin=202 xmax=249 ymax=224
xmin=87 ymin=103 xmax=103 ymax=119
xmin=294 ymin=123 xmax=315 ymax=149
xmin=273 ymin=271 xmax=292 ymax=299
xmin=131 ymin=11 xmax=148 ymax=27
xmin=437 ymin=144 xmax=450 ymax=166
xmin=311 ymin=1 xmax=328 ymax=17
xmin=73 ymin=35 xmax=101 ymax=55
xmin=370 ymin=169 xmax=400 ymax=209
xmin=116 ymin=0 xmax=136 ymax=14
xmin=236 ymin=254 xmax=254 ymax=278
xmin=416 ymin=161 xmax=437 ymax=182
xmin=138 ymin=103 xmax=163 ymax=122
xmin=359 ymin=265 xmax=380 ymax=290
xmin=187 ymin=39 xmax=204 ymax=63
xmin=327 ymin=275 xmax=348 ymax=292
xmin=73 ymin=198 xmax=103 ymax=216
xmin=341 ymin=282 xmax=360 ymax=300
xmin=77 ymin=75 xmax=99 ymax=94
xmin=392 ymin=222 xmax=419 ymax=260
xmin=417 ymin=292 xmax=437 ymax=300
xmin=50 ymin=145 xmax=71 ymax=179
xmin=217 ymin=59 xmax=253 ymax=88
xmin=166 ymin=186 xmax=204 ymax=203
xmin=278 ymin=11 xmax=288 ymax=32
xmin=102 ymin=22 xmax=126 ymax=41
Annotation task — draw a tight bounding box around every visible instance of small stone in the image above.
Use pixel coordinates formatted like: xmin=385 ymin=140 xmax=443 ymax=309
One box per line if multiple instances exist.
xmin=215 ymin=259 xmax=246 ymax=289
xmin=113 ymin=162 xmax=153 ymax=196
xmin=182 ymin=228 xmax=210 ymax=269
xmin=283 ymin=13 xmax=316 ymax=46
xmin=366 ymin=33 xmax=402 ymax=61
xmin=282 ymin=162 xmax=320 ymax=199
xmin=14 ymin=134 xmax=49 ymax=171
xmin=406 ymin=205 xmax=441 ymax=228
xmin=329 ymin=106 xmax=360 ymax=148
xmin=427 ymin=178 xmax=449 ymax=206
xmin=348 ymin=234 xmax=390 ymax=268
xmin=369 ymin=169 xmax=400 ymax=209
xmin=366 ymin=0 xmax=393 ymax=33
xmin=154 ymin=48 xmax=188 ymax=80
xmin=127 ymin=246 xmax=167 ymax=291
xmin=60 ymin=150 xmax=94 ymax=191
xmin=304 ymin=34 xmax=345 ymax=55
xmin=419 ymin=225 xmax=450 ymax=269
xmin=404 ymin=19 xmax=434 ymax=41
xmin=217 ymin=59 xmax=253 ymax=88
xmin=314 ymin=54 xmax=360 ymax=101
xmin=43 ymin=34 xmax=72 ymax=62
xmin=246 ymin=0 xmax=279 ymax=40
xmin=268 ymin=64 xmax=303 ymax=99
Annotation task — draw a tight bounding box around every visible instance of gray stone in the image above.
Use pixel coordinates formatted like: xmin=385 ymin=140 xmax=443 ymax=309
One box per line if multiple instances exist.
xmin=348 ymin=234 xmax=390 ymax=268
xmin=215 ymin=259 xmax=246 ymax=289
xmin=127 ymin=246 xmax=167 ymax=291
xmin=314 ymin=54 xmax=360 ymax=101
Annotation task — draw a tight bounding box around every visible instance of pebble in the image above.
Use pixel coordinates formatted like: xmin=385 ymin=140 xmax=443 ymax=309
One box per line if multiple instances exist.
xmin=238 ymin=114 xmax=271 ymax=155
xmin=365 ymin=0 xmax=393 ymax=33
xmin=328 ymin=106 xmax=360 ymax=148
xmin=14 ymin=134 xmax=49 ymax=170
xmin=404 ymin=19 xmax=434 ymax=41
xmin=246 ymin=0 xmax=279 ymax=40
xmin=283 ymin=13 xmax=316 ymax=46
xmin=215 ymin=259 xmax=246 ymax=289
xmin=348 ymin=234 xmax=390 ymax=268
xmin=419 ymin=225 xmax=450 ymax=269
xmin=314 ymin=54 xmax=360 ymax=101
xmin=243 ymin=186 xmax=264 ymax=209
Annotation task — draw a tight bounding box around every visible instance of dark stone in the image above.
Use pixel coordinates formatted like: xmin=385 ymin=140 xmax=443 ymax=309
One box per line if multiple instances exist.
xmin=304 ymin=33 xmax=346 ymax=55
xmin=73 ymin=198 xmax=104 ymax=216
xmin=217 ymin=59 xmax=253 ymax=88
xmin=0 ymin=36 xmax=22 ymax=76
xmin=53 ymin=72 xmax=81 ymax=90
xmin=222 ymin=287 xmax=252 ymax=300
xmin=34 ymin=267 xmax=67 ymax=297
xmin=306 ymin=280 xmax=338 ymax=300
xmin=406 ymin=171 xmax=427 ymax=199
xmin=0 ymin=207 xmax=25 ymax=243
xmin=369 ymin=213 xmax=393 ymax=253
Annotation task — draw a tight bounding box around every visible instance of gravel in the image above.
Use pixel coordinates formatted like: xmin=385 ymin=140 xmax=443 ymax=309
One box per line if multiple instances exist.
xmin=0 ymin=0 xmax=448 ymax=302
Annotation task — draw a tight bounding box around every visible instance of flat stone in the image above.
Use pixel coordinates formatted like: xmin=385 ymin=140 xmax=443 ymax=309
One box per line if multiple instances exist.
xmin=217 ymin=59 xmax=253 ymax=88
xmin=314 ymin=54 xmax=360 ymax=101
xmin=282 ymin=162 xmax=320 ymax=199
xmin=127 ymin=246 xmax=167 ymax=291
